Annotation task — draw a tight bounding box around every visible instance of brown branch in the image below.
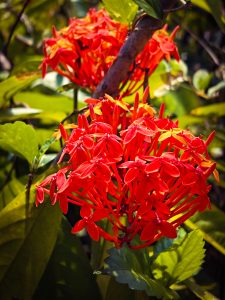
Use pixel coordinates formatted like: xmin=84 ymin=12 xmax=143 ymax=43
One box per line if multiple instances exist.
xmin=93 ymin=0 xmax=179 ymax=98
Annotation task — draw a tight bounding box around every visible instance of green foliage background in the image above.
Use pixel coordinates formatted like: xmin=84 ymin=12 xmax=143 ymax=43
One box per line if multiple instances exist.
xmin=0 ymin=0 xmax=225 ymax=299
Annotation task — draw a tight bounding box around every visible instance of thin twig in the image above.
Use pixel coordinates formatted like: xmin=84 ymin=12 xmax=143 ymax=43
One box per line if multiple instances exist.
xmin=186 ymin=29 xmax=220 ymax=66
xmin=25 ymin=172 xmax=33 ymax=216
xmin=3 ymin=0 xmax=31 ymax=55
xmin=61 ymin=107 xmax=87 ymax=124
xmin=172 ymin=16 xmax=220 ymax=66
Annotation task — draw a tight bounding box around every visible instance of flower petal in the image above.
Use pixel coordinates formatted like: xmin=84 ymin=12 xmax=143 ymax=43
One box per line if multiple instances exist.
xmin=145 ymin=160 xmax=161 ymax=173
xmin=80 ymin=205 xmax=92 ymax=218
xmin=140 ymin=222 xmax=157 ymax=241
xmin=71 ymin=219 xmax=85 ymax=234
xmin=159 ymin=220 xmax=177 ymax=238
xmin=124 ymin=168 xmax=139 ymax=184
xmin=92 ymin=209 xmax=109 ymax=222
xmin=162 ymin=162 xmax=180 ymax=177
xmin=36 ymin=186 xmax=44 ymax=206
xmin=87 ymin=222 xmax=100 ymax=241
xmin=182 ymin=172 xmax=198 ymax=185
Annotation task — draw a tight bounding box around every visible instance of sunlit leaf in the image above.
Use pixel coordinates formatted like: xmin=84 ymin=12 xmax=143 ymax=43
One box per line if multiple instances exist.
xmin=37 ymin=154 xmax=57 ymax=168
xmin=32 ymin=136 xmax=57 ymax=170
xmin=102 ymin=0 xmax=138 ymax=24
xmin=190 ymin=0 xmax=211 ymax=12
xmin=13 ymin=92 xmax=73 ymax=114
xmin=0 ymin=121 xmax=38 ymax=165
xmin=193 ymin=69 xmax=212 ymax=91
xmin=207 ymin=81 xmax=225 ymax=97
xmin=149 ymin=59 xmax=187 ymax=98
xmin=191 ymin=102 xmax=225 ymax=117
xmin=0 ymin=74 xmax=40 ymax=108
xmin=177 ymin=115 xmax=204 ymax=128
xmin=153 ymin=231 xmax=205 ymax=284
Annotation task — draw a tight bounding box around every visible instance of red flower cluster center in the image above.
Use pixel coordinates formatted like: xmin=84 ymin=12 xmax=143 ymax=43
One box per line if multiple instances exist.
xmin=36 ymin=93 xmax=217 ymax=249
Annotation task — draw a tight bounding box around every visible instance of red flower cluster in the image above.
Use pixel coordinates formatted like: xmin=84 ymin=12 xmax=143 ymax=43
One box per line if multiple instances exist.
xmin=126 ymin=25 xmax=179 ymax=95
xmin=41 ymin=9 xmax=127 ymax=91
xmin=41 ymin=9 xmax=179 ymax=95
xmin=36 ymin=93 xmax=217 ymax=249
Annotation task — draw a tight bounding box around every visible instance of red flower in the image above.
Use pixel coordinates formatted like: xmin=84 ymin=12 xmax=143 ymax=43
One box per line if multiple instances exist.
xmin=36 ymin=94 xmax=217 ymax=249
xmin=122 ymin=25 xmax=180 ymax=96
xmin=41 ymin=9 xmax=127 ymax=92
xmin=72 ymin=205 xmax=109 ymax=241
xmin=41 ymin=9 xmax=179 ymax=95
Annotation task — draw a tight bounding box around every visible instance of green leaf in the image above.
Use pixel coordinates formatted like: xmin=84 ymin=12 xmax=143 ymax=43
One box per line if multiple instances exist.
xmin=36 ymin=129 xmax=60 ymax=152
xmin=153 ymin=231 xmax=205 ymax=285
xmin=184 ymin=278 xmax=220 ymax=300
xmin=148 ymin=60 xmax=172 ymax=97
xmin=0 ymin=107 xmax=42 ymax=122
xmin=37 ymin=154 xmax=57 ymax=168
xmin=105 ymin=277 xmax=137 ymax=300
xmin=160 ymin=85 xmax=201 ymax=117
xmin=91 ymin=220 xmax=114 ymax=298
xmin=153 ymin=237 xmax=174 ymax=257
xmin=0 ymin=178 xmax=24 ymax=211
xmin=207 ymin=81 xmax=225 ymax=97
xmin=191 ymin=0 xmax=225 ymax=33
xmin=0 ymin=74 xmax=40 ymax=108
xmin=153 ymin=229 xmax=187 ymax=258
xmin=13 ymin=92 xmax=73 ymax=114
xmin=190 ymin=0 xmax=211 ymax=12
xmin=190 ymin=102 xmax=225 ymax=117
xmin=102 ymin=0 xmax=138 ymax=24
xmin=105 ymin=247 xmax=147 ymax=290
xmin=11 ymin=56 xmax=43 ymax=75
xmin=0 ymin=187 xmax=62 ymax=300
xmin=33 ymin=219 xmax=102 ymax=300
xmin=144 ymin=277 xmax=178 ymax=299
xmin=105 ymin=246 xmax=178 ymax=299
xmin=169 ymin=59 xmax=188 ymax=78
xmin=177 ymin=115 xmax=204 ymax=128
xmin=133 ymin=0 xmax=163 ymax=19
xmin=193 ymin=69 xmax=212 ymax=91
xmin=149 ymin=59 xmax=187 ymax=98
xmin=0 ymin=121 xmax=38 ymax=165
xmin=186 ymin=205 xmax=225 ymax=255
xmin=32 ymin=136 xmax=57 ymax=170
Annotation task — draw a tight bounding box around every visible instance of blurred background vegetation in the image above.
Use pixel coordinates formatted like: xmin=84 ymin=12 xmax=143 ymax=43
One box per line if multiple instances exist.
xmin=0 ymin=0 xmax=225 ymax=299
